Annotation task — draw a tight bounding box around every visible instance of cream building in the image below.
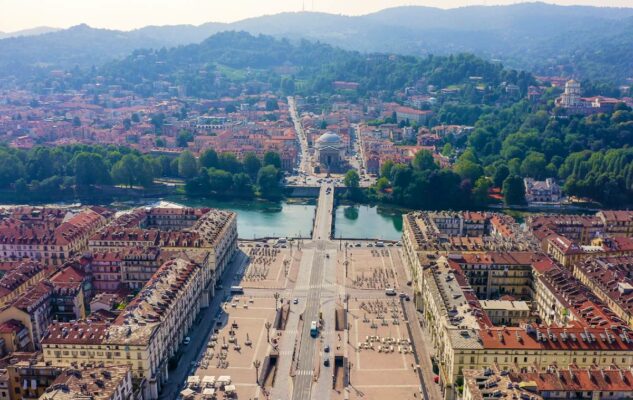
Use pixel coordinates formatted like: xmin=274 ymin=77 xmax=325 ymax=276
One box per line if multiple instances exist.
xmin=42 ymin=258 xmax=205 ymax=399
xmin=405 ymin=241 xmax=633 ymax=400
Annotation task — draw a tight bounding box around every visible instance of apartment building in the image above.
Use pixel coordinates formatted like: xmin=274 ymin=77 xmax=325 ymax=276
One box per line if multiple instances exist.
xmin=448 ymin=252 xmax=537 ymax=300
xmin=89 ymin=208 xmax=237 ymax=280
xmin=597 ymin=211 xmax=633 ymax=237
xmin=42 ymin=258 xmax=205 ymax=399
xmin=574 ymin=257 xmax=633 ymax=328
xmin=463 ymin=365 xmax=633 ymax=400
xmin=0 ymin=281 xmax=54 ymax=350
xmin=0 ymin=208 xmax=111 ymax=266
xmin=0 ymin=262 xmax=48 ymax=306
xmin=6 ymin=353 xmax=62 ymax=400
xmin=39 ymin=365 xmax=134 ymax=400
xmin=411 ymin=255 xmax=633 ymax=400
xmin=534 ymin=264 xmax=622 ymax=328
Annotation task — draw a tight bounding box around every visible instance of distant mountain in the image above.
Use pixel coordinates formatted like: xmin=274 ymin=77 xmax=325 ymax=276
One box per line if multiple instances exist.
xmin=0 ymin=26 xmax=59 ymax=39
xmin=100 ymin=31 xmax=529 ymax=102
xmin=1 ymin=2 xmax=633 ymax=83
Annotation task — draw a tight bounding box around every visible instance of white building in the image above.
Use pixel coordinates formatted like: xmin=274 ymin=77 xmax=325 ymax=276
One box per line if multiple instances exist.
xmin=524 ymin=178 xmax=562 ymax=204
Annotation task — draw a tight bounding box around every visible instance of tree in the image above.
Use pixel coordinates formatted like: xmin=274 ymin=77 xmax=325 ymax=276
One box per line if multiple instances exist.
xmin=472 ymin=177 xmax=492 ymax=206
xmin=380 ymin=160 xmax=395 ymax=179
xmin=243 ymin=153 xmax=261 ymax=178
xmin=263 ymin=151 xmax=282 ymax=169
xmin=441 ymin=143 xmax=454 ymax=156
xmin=176 ymin=130 xmax=194 ymax=148
xmin=111 ymin=155 xmax=137 ymax=188
xmin=185 ymin=168 xmax=211 ymax=196
xmin=493 ymin=164 xmax=510 ymax=187
xmin=178 ymin=151 xmax=198 ymax=179
xmin=218 ymin=153 xmax=242 ymax=173
xmin=257 ymin=165 xmax=281 ymax=198
xmin=412 ymin=150 xmax=438 ymax=171
xmin=0 ymin=152 xmax=25 ymax=188
xmin=73 ymin=152 xmax=108 ymax=186
xmin=281 ymin=77 xmax=295 ymax=95
xmin=265 ymin=99 xmax=279 ymax=111
xmin=150 ymin=113 xmax=165 ymax=133
xmin=199 ymin=148 xmax=218 ymax=169
xmin=344 ymin=170 xmax=360 ymax=188
xmin=232 ymin=172 xmax=254 ymax=197
xmin=111 ymin=154 xmax=153 ymax=188
xmin=375 ymin=177 xmax=390 ymax=193
xmin=208 ymin=168 xmax=234 ymax=193
xmin=502 ymin=175 xmax=526 ymax=205
xmin=520 ymin=152 xmax=547 ymax=179
xmin=454 ymin=160 xmax=484 ymax=182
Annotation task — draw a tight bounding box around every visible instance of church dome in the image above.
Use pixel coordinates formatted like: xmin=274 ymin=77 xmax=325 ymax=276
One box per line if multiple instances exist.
xmin=316 ymin=132 xmax=341 ymax=145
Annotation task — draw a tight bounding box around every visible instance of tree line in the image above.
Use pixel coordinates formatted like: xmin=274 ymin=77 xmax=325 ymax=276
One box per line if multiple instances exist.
xmin=0 ymin=145 xmax=284 ymax=201
xmin=439 ymin=99 xmax=633 ymax=206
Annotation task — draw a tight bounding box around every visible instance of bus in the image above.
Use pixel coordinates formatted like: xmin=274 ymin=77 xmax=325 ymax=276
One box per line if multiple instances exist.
xmin=230 ymin=286 xmax=244 ymax=295
xmin=310 ymin=321 xmax=318 ymax=337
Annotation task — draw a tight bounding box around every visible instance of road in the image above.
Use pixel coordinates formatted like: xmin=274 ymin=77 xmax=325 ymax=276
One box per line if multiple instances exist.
xmin=288 ymin=96 xmax=311 ymax=176
xmin=291 ymin=184 xmax=335 ymax=400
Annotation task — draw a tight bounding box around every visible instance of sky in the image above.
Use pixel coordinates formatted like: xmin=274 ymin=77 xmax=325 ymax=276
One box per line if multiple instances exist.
xmin=1 ymin=0 xmax=632 ymax=32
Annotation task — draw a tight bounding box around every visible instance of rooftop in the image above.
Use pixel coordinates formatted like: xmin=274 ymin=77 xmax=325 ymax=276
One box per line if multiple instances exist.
xmin=40 ymin=365 xmax=131 ymax=400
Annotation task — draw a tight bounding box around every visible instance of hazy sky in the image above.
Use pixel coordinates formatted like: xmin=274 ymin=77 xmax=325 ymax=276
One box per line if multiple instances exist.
xmin=1 ymin=0 xmax=632 ymax=32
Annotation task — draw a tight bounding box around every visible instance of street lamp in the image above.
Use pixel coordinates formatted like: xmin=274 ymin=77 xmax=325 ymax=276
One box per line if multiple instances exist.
xmin=265 ymin=321 xmax=272 ymax=343
xmin=274 ymin=292 xmax=280 ymax=311
xmin=253 ymin=359 xmax=261 ymax=386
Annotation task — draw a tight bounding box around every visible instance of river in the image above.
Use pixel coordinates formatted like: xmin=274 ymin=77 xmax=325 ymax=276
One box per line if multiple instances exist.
xmin=154 ymin=196 xmax=317 ymax=239
xmin=112 ymin=196 xmax=404 ymax=240
xmin=333 ymin=204 xmax=404 ymax=241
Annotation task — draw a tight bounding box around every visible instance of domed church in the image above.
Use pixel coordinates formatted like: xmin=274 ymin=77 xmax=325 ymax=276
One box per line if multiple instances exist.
xmin=314 ymin=132 xmax=344 ymax=172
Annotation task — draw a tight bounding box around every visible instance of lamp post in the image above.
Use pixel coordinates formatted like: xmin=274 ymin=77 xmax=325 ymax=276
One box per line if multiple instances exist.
xmin=274 ymin=292 xmax=280 ymax=311
xmin=265 ymin=321 xmax=272 ymax=343
xmin=253 ymin=359 xmax=261 ymax=386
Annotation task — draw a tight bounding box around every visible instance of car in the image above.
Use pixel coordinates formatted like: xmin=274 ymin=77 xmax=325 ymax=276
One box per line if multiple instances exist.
xmin=354 ymin=243 xmax=361 ymax=247
xmin=293 ymin=298 xmax=299 ymax=304
xmin=405 ymin=295 xmax=411 ymax=301
xmin=183 ymin=337 xmax=191 ymax=345
xmin=399 ymin=292 xmax=407 ymax=298
xmin=406 ymin=280 xmax=413 ymax=286
xmin=323 ymin=358 xmax=330 ymax=367
xmin=324 ymin=345 xmax=330 ymax=353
